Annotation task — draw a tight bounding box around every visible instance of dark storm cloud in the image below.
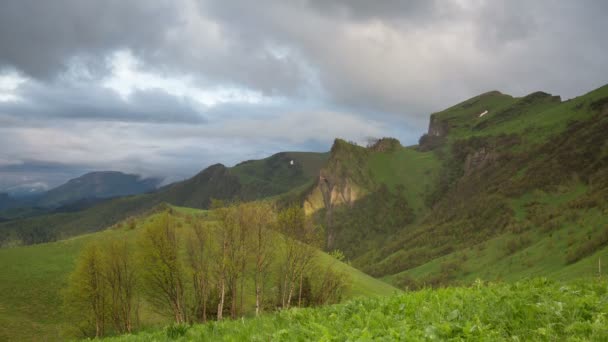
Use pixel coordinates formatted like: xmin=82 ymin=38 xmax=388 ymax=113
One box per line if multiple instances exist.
xmin=196 ymin=0 xmax=608 ymax=116
xmin=0 ymin=0 xmax=178 ymax=79
xmin=302 ymin=0 xmax=440 ymax=21
xmin=2 ymin=0 xmax=607 ymax=114
xmin=0 ymin=0 xmax=607 ymax=190
xmin=0 ymin=81 xmax=205 ymax=125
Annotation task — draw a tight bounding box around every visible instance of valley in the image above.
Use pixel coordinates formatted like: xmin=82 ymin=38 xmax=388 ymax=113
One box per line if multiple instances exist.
xmin=1 ymin=84 xmax=608 ymax=341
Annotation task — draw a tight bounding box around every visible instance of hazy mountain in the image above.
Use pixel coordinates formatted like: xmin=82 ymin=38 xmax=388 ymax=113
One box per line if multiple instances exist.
xmin=36 ymin=171 xmax=161 ymax=207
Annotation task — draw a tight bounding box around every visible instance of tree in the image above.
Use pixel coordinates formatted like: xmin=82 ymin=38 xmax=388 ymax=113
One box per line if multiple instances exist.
xmin=311 ymin=250 xmax=349 ymax=305
xmin=65 ymin=242 xmax=107 ymax=338
xmin=104 ymin=238 xmax=137 ymax=333
xmin=277 ymin=206 xmax=323 ymax=308
xmin=244 ymin=201 xmax=276 ymax=316
xmin=138 ymin=212 xmax=186 ymax=323
xmin=186 ymin=220 xmax=211 ymax=322
xmin=212 ymin=200 xmax=235 ymax=320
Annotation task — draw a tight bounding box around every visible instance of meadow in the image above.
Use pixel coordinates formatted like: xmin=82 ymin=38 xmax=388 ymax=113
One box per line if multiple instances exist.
xmin=98 ymin=278 xmax=608 ymax=341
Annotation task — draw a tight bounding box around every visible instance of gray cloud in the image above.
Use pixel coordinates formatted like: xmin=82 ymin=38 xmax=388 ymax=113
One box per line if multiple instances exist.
xmin=0 ymin=80 xmax=205 ymax=124
xmin=0 ymin=0 xmax=607 ymax=190
xmin=0 ymin=0 xmax=178 ymax=79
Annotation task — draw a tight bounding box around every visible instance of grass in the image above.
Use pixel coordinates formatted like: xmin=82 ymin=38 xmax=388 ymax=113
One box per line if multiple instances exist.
xmin=0 ymin=206 xmax=397 ymax=341
xmin=386 ymin=203 xmax=608 ymax=287
xmin=97 ymin=278 xmax=608 ymax=341
xmin=367 ymin=147 xmax=439 ymax=213
xmin=0 ymin=151 xmax=329 ymax=247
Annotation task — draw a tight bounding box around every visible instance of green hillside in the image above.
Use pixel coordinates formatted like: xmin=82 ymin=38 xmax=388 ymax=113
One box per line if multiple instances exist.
xmin=2 ymin=84 xmax=608 ymax=341
xmin=0 ymin=205 xmax=396 ymax=341
xmin=300 ymin=138 xmax=440 ymax=258
xmin=0 ymin=152 xmax=328 ymax=247
xmin=307 ymin=84 xmax=608 ymax=288
xmin=99 ymin=278 xmax=608 ymax=341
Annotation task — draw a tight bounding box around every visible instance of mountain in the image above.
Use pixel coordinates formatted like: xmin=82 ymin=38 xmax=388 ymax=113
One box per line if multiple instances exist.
xmin=35 ymin=171 xmax=161 ymax=207
xmin=2 ymin=84 xmax=608 ymax=341
xmin=0 ymin=193 xmax=10 ymax=212
xmin=158 ymin=151 xmax=329 ymax=208
xmin=0 ymin=152 xmax=329 ymax=246
xmin=296 ymin=84 xmax=608 ymax=288
xmin=2 ymin=84 xmax=608 ymax=290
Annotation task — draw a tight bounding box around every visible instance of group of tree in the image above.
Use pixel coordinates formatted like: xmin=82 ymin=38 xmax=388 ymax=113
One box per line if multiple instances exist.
xmin=64 ymin=202 xmax=349 ymax=338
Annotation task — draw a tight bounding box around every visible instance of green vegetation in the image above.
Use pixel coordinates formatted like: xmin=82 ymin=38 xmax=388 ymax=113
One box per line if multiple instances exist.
xmin=3 ymin=84 xmax=608 ymax=341
xmin=321 ymin=84 xmax=608 ymax=285
xmin=0 ymin=205 xmax=397 ymax=341
xmin=0 ymin=152 xmax=328 ymax=247
xmin=98 ymin=278 xmax=608 ymax=341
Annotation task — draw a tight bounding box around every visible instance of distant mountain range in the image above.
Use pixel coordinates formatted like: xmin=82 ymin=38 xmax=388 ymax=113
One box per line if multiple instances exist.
xmin=0 ymin=171 xmax=161 ymax=211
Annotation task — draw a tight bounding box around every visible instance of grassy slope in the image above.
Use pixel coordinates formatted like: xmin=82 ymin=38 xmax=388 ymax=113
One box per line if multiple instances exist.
xmin=367 ymin=147 xmax=439 ymax=213
xmin=0 ymin=206 xmax=397 ymax=342
xmin=374 ymin=84 xmax=608 ymax=286
xmin=100 ymin=279 xmax=608 ymax=341
xmin=386 ymin=187 xmax=608 ymax=285
xmin=300 ymin=84 xmax=608 ymax=287
xmin=0 ymin=152 xmax=329 ymax=247
xmin=301 ymin=140 xmax=441 ymax=264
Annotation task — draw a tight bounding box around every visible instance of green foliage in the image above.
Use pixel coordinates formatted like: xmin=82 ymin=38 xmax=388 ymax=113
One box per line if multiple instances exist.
xmin=64 ymin=242 xmax=107 ymax=338
xmin=232 ymin=152 xmax=329 ymax=199
xmin=165 ymin=324 xmax=190 ymax=339
xmin=0 ymin=206 xmax=396 ymax=341
xmin=317 ymin=184 xmax=414 ymax=259
xmin=98 ymin=279 xmax=608 ymax=341
xmin=566 ymin=226 xmax=608 ymax=264
xmin=0 ymin=152 xmax=328 ymax=247
xmin=359 ymin=85 xmax=608 ymax=281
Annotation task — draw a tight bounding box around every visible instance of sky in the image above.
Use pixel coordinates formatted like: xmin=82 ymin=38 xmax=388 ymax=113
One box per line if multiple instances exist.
xmin=0 ymin=0 xmax=607 ymax=192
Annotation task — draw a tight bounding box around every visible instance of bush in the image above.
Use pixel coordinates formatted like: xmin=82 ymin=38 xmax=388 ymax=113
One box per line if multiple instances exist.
xmin=166 ymin=324 xmax=190 ymax=339
xmin=566 ymin=227 xmax=608 ymax=264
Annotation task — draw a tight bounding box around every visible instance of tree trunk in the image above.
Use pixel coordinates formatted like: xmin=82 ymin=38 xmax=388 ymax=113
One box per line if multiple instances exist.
xmin=239 ymin=272 xmax=245 ymax=316
xmin=217 ymin=278 xmax=225 ymax=320
xmin=298 ymin=271 xmax=303 ymax=307
xmin=255 ymin=273 xmax=261 ymax=316
xmin=230 ymin=281 xmax=237 ymax=319
xmin=281 ymin=273 xmax=289 ymax=308
xmin=286 ymin=280 xmax=295 ymax=309
xmin=202 ymin=280 xmax=207 ymax=322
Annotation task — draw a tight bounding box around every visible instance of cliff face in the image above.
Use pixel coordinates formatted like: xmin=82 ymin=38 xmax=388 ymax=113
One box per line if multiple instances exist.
xmin=427 ymin=114 xmax=449 ymax=137
xmin=418 ymin=116 xmax=448 ymax=151
xmin=302 ymin=139 xmax=370 ymax=249
xmin=463 ymin=147 xmax=498 ymax=176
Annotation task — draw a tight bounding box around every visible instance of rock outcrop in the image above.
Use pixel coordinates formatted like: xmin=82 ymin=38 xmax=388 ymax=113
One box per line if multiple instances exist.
xmin=464 ymin=148 xmax=498 ymax=176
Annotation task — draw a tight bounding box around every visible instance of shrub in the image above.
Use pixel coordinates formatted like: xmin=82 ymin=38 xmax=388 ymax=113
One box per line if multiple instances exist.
xmin=166 ymin=324 xmax=189 ymax=339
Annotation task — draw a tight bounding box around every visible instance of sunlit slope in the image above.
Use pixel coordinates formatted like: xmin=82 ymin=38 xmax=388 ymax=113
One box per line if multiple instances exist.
xmin=0 ymin=205 xmax=397 ymax=341
xmin=0 ymin=152 xmax=329 ymax=247
xmin=301 ymin=138 xmax=441 ymax=263
xmin=368 ymin=84 xmax=608 ymax=285
xmin=99 ymin=279 xmax=608 ymax=341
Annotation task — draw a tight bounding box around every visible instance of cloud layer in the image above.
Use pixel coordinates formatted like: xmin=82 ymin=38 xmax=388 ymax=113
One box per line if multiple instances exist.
xmin=0 ymin=0 xmax=607 ymax=190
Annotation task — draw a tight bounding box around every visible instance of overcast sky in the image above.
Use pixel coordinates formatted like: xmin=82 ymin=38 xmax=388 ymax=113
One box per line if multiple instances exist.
xmin=0 ymin=0 xmax=607 ymax=192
